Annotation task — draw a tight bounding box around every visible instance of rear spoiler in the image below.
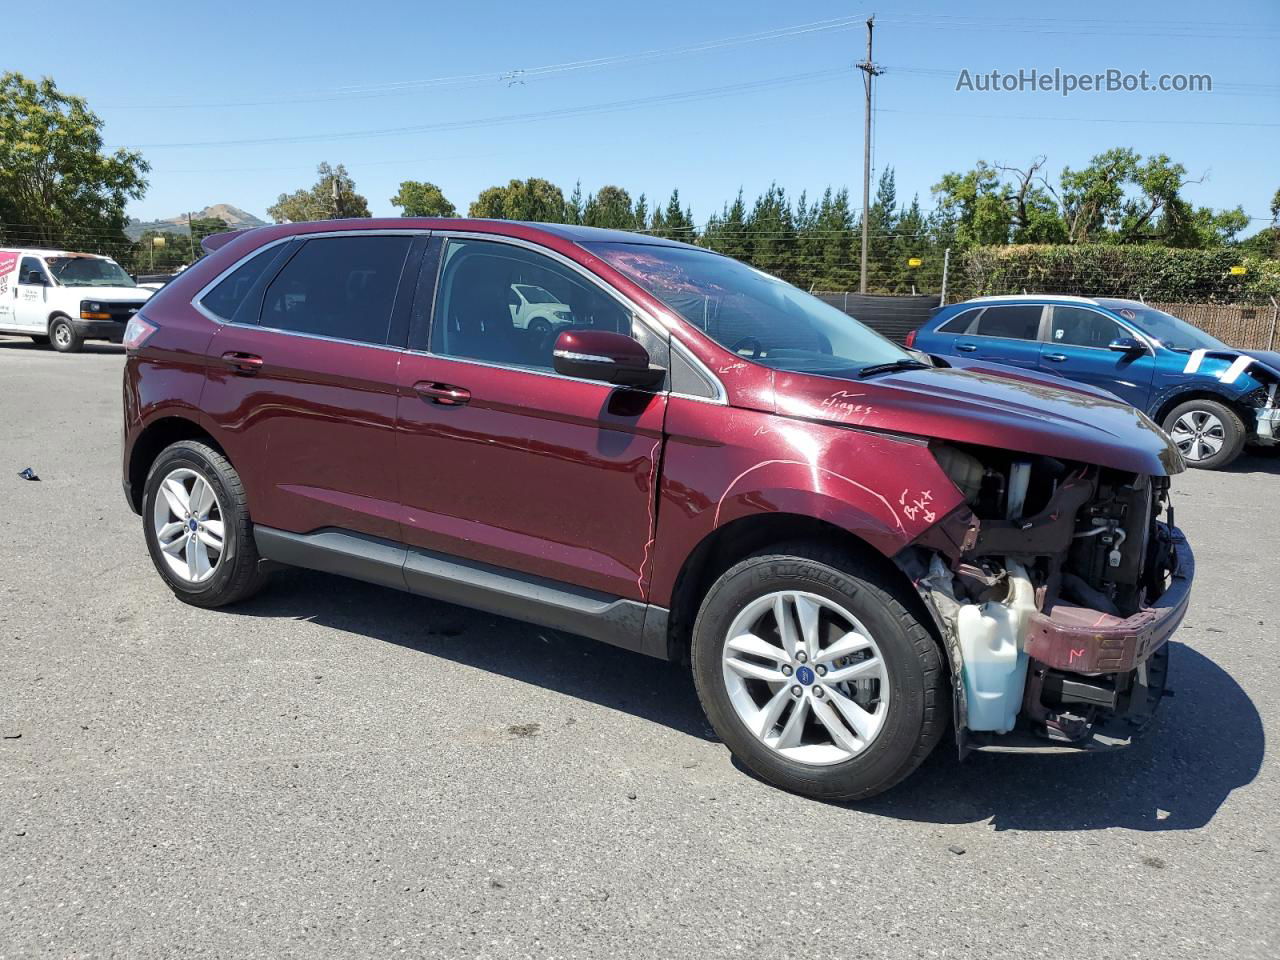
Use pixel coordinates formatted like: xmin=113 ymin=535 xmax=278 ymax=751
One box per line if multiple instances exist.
xmin=201 ymin=229 xmax=251 ymax=254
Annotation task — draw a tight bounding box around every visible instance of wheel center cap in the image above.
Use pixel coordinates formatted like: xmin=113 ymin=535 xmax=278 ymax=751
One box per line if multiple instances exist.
xmin=188 ymin=519 xmax=199 ymax=532
xmin=795 ymin=665 xmax=815 ymax=686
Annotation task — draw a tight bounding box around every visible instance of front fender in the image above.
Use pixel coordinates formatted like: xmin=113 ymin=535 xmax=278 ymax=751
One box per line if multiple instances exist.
xmin=646 ymin=399 xmax=964 ymax=606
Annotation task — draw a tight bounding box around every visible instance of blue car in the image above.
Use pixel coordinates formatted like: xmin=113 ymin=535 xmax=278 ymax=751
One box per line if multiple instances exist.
xmin=911 ymin=295 xmax=1280 ymax=469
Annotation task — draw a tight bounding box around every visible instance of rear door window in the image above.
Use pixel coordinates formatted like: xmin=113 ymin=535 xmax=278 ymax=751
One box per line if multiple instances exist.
xmin=972 ymin=304 xmax=1044 ymax=340
xmin=259 ymin=235 xmax=414 ymax=345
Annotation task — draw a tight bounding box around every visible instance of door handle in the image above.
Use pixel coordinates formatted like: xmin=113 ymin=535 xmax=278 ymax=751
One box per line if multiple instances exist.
xmin=1043 ymin=353 xmax=1068 ymax=362
xmin=955 ymin=342 xmax=977 ymax=352
xmin=221 ymin=351 xmax=264 ymax=375
xmin=414 ymin=381 xmax=471 ymax=406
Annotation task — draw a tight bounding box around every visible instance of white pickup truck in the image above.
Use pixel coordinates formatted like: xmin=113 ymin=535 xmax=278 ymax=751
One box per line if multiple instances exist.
xmin=0 ymin=248 xmax=153 ymax=352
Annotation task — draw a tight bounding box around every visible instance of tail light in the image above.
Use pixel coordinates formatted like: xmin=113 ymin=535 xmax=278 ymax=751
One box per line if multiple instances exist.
xmin=905 ymin=329 xmax=917 ymax=348
xmin=123 ymin=314 xmax=158 ymax=351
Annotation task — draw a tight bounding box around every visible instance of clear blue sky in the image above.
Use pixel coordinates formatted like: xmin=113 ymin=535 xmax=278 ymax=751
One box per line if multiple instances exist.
xmin=14 ymin=0 xmax=1280 ymax=233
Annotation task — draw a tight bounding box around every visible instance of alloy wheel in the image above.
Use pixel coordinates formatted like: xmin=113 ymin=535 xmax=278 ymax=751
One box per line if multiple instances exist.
xmin=53 ymin=323 xmax=72 ymax=348
xmin=152 ymin=467 xmax=225 ymax=583
xmin=721 ymin=590 xmax=889 ymax=765
xmin=1169 ymin=410 xmax=1225 ymax=462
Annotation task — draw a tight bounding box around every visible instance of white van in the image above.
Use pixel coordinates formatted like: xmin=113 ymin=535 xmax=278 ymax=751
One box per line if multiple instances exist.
xmin=0 ymin=248 xmax=153 ymax=352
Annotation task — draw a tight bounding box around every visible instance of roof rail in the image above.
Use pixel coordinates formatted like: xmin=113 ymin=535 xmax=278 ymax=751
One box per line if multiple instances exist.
xmin=962 ymin=293 xmax=1098 ymax=305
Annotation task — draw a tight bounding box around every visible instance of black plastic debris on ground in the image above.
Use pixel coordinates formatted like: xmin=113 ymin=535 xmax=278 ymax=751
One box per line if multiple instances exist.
xmin=17 ymin=468 xmax=40 ymax=482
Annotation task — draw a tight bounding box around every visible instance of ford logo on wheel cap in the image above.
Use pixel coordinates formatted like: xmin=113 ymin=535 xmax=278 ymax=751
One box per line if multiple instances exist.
xmin=795 ymin=665 xmax=815 ymax=686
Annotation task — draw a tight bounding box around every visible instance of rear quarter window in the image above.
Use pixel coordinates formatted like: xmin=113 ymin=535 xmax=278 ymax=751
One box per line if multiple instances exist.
xmin=199 ymin=244 xmax=290 ymax=322
xmin=936 ymin=307 xmax=983 ymax=334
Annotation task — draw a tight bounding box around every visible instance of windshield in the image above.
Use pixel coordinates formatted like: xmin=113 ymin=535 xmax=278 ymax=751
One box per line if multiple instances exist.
xmin=1096 ymin=299 xmax=1226 ymax=352
xmin=515 ymin=284 xmax=559 ymax=304
xmin=585 ymin=242 xmax=910 ymax=376
xmin=45 ymin=256 xmax=135 ymax=288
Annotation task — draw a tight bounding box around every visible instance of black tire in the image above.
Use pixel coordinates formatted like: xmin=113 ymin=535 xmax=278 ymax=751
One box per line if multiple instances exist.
xmin=691 ymin=542 xmax=947 ymax=801
xmin=142 ymin=440 xmax=268 ymax=608
xmin=49 ymin=315 xmax=82 ymax=353
xmin=528 ymin=317 xmax=552 ymax=337
xmin=1161 ymin=398 xmax=1245 ymax=470
xmin=29 ymin=335 xmax=50 ymax=346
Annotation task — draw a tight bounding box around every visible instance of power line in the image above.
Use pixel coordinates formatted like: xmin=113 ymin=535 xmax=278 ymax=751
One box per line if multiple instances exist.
xmin=99 ymin=14 xmax=870 ymax=111
xmin=111 ymin=69 xmax=847 ymax=150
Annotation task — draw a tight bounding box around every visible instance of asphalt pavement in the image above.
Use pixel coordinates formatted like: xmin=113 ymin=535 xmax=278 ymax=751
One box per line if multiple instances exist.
xmin=1 ymin=337 xmax=1276 ymax=959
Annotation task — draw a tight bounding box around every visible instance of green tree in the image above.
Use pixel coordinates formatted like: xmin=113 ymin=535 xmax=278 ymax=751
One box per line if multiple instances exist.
xmin=564 ymin=181 xmax=585 ymax=225
xmin=745 ymin=183 xmax=797 ymax=281
xmin=651 ymin=189 xmax=695 ymax=240
xmin=390 ymin=180 xmax=456 ymax=217
xmin=702 ymin=189 xmax=749 ymax=260
xmin=0 ymin=71 xmax=149 ymax=250
xmin=583 ymin=185 xmax=634 ymax=229
xmin=467 ymin=178 xmax=566 ymax=222
xmin=866 ymin=168 xmax=898 ymax=285
xmin=268 ymin=162 xmax=370 ymax=222
xmin=931 ymin=162 xmax=1013 ymax=247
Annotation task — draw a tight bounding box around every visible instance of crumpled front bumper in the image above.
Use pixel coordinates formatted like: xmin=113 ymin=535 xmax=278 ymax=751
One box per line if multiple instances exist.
xmin=1025 ymin=527 xmax=1193 ymax=674
xmin=965 ymin=525 xmax=1190 ymax=755
xmin=1256 ymin=404 xmax=1280 ymax=446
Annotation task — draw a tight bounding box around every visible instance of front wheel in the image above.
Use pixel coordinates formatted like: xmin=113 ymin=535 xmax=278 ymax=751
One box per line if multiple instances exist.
xmin=1162 ymin=398 xmax=1245 ymax=470
xmin=142 ymin=440 xmax=268 ymax=607
xmin=49 ymin=316 xmax=82 ymax=353
xmin=691 ymin=543 xmax=947 ymax=801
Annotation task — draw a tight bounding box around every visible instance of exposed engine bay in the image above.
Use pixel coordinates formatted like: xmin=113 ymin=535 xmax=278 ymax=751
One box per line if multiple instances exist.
xmin=903 ymin=443 xmax=1192 ymax=754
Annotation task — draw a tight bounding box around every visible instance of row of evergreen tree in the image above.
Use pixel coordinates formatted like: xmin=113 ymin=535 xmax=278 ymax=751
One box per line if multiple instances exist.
xmin=458 ymin=170 xmax=934 ymax=292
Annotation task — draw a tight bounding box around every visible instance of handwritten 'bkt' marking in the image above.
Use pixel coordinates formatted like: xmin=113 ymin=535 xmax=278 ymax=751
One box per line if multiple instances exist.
xmin=1069 ymin=648 xmax=1086 ymax=665
xmin=899 ymin=488 xmax=935 ymax=523
xmin=718 ymin=362 xmax=747 ymax=374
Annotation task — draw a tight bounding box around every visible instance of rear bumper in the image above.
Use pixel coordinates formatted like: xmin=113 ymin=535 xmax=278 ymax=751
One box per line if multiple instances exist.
xmin=1024 ymin=527 xmax=1193 ymax=674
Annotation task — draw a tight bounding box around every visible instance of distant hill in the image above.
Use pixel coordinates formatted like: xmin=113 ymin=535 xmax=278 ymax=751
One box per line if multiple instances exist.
xmin=125 ymin=204 xmax=267 ymax=240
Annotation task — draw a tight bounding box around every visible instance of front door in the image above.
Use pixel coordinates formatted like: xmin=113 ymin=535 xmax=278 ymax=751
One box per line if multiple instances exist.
xmin=199 ymin=232 xmax=420 ymax=541
xmin=395 ymin=236 xmax=667 ymax=601
xmin=1038 ymin=305 xmax=1156 ymax=408
xmin=14 ymin=256 xmax=52 ymax=333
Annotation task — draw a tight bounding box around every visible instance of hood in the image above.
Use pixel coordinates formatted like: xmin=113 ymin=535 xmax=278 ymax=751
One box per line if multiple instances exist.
xmin=773 ymin=365 xmax=1183 ymax=477
xmin=1240 ymin=350 xmax=1280 ymax=379
xmin=64 ymin=286 xmax=153 ymax=302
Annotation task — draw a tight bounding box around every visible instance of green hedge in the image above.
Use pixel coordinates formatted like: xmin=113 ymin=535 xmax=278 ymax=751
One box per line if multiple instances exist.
xmin=953 ymin=244 xmax=1280 ymax=303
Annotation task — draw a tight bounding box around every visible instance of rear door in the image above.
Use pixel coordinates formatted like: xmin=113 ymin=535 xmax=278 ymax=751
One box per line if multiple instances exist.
xmin=394 ymin=235 xmax=668 ymax=601
xmin=1038 ymin=305 xmax=1156 ymax=407
xmin=956 ymin=303 xmax=1047 ymax=368
xmin=199 ymin=232 xmax=422 ymax=541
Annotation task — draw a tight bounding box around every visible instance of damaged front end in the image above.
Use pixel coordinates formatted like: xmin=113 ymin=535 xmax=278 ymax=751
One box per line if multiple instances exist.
xmin=901 ymin=443 xmax=1192 ymax=755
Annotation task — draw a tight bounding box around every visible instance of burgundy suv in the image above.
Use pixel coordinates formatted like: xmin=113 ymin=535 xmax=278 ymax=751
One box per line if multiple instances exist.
xmin=122 ymin=219 xmax=1193 ymax=799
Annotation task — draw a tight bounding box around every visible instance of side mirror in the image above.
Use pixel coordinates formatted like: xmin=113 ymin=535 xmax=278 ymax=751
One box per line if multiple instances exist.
xmin=24 ymin=270 xmax=45 ymax=285
xmin=1107 ymin=336 xmax=1146 ymax=355
xmin=553 ymin=329 xmax=665 ymax=389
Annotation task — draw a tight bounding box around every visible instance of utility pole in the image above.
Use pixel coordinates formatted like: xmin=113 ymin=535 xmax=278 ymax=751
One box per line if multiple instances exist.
xmin=856 ymin=15 xmax=884 ymax=294
xmin=186 ymin=211 xmax=198 ymax=265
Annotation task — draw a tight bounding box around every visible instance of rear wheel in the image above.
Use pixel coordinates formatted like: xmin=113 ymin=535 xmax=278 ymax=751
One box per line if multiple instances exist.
xmin=1162 ymin=398 xmax=1245 ymax=470
xmin=142 ymin=440 xmax=268 ymax=607
xmin=691 ymin=542 xmax=947 ymax=801
xmin=49 ymin=316 xmax=82 ymax=353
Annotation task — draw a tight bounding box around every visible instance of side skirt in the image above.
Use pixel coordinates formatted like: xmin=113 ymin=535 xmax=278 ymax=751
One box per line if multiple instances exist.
xmin=253 ymin=526 xmax=670 ymax=660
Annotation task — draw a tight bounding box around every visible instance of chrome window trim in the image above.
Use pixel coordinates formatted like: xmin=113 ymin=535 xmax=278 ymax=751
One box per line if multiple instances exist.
xmin=419 ymin=230 xmax=727 ymax=404
xmin=187 ymin=227 xmax=728 ymax=402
